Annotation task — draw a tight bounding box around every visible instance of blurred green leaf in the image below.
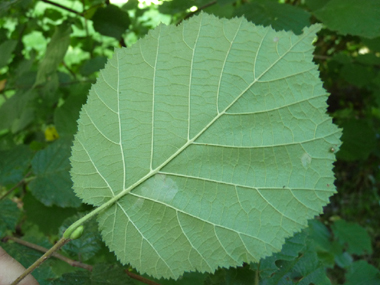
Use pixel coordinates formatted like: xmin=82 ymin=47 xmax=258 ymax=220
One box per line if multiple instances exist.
xmin=0 ymin=39 xmax=17 ymax=68
xmin=0 ymin=89 xmax=37 ymax=133
xmin=234 ymin=0 xmax=311 ymax=34
xmin=158 ymin=0 xmax=209 ymax=15
xmin=54 ymin=86 xmax=89 ymax=136
xmin=0 ymin=144 xmax=32 ymax=185
xmin=92 ymin=5 xmax=130 ymax=39
xmin=340 ymin=63 xmax=375 ymax=88
xmin=304 ymin=0 xmax=331 ymax=11
xmin=262 ymin=244 xmax=331 ymax=285
xmin=80 ymin=56 xmax=107 ymax=76
xmin=362 ymin=37 xmax=380 ymax=53
xmin=344 ymin=260 xmax=380 ymax=285
xmin=29 ymin=137 xmax=82 ymax=207
xmin=313 ymin=0 xmax=380 ymax=39
xmin=35 ymin=22 xmax=72 ymax=86
xmin=52 ymin=264 xmax=135 ymax=285
xmin=332 ymin=220 xmax=372 ymax=255
xmin=0 ymin=199 xmax=21 ymax=237
xmin=43 ymin=8 xmax=63 ymax=21
xmin=337 ymin=119 xmax=376 ymax=161
xmin=23 ymin=192 xmax=77 ymax=235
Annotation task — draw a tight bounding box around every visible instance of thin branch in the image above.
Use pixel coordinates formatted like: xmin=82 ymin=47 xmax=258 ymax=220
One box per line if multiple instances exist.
xmin=177 ymin=0 xmax=217 ymax=25
xmin=4 ymin=236 xmax=161 ymax=285
xmin=125 ymin=271 xmax=161 ymax=285
xmin=314 ymin=54 xmax=331 ymax=60
xmin=62 ymin=61 xmax=77 ymax=79
xmin=41 ymin=0 xmax=82 ymax=16
xmin=10 ymin=237 xmax=70 ymax=285
xmin=3 ymin=236 xmax=92 ymax=271
xmin=0 ymin=171 xmax=31 ymax=201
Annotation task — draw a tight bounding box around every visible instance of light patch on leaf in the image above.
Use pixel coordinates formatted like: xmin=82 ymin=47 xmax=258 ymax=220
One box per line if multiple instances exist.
xmin=301 ymin=152 xmax=312 ymax=168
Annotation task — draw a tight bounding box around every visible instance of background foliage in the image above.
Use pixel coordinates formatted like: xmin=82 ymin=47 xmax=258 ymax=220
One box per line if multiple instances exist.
xmin=0 ymin=0 xmax=379 ymax=284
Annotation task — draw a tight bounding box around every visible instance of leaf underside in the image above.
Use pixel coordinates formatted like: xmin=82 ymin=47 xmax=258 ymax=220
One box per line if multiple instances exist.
xmin=70 ymin=13 xmax=341 ymax=279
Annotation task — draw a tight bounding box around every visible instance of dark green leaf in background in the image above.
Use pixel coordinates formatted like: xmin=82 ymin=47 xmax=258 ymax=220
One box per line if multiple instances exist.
xmin=362 ymin=37 xmax=380 ymax=53
xmin=92 ymin=5 xmax=130 ymax=39
xmin=54 ymin=83 xmax=90 ymax=136
xmin=52 ymin=264 xmax=135 ymax=285
xmin=0 ymin=199 xmax=21 ymax=237
xmin=337 ymin=119 xmax=376 ymax=161
xmin=22 ymin=192 xmax=77 ymax=235
xmin=0 ymin=39 xmax=17 ymax=69
xmin=234 ymin=0 xmax=311 ymax=34
xmin=0 ymin=89 xmax=37 ymax=133
xmin=158 ymin=0 xmax=209 ymax=15
xmin=313 ymin=0 xmax=380 ymax=39
xmin=304 ymin=0 xmax=331 ymax=12
xmin=332 ymin=220 xmax=372 ymax=255
xmin=80 ymin=56 xmax=108 ymax=76
xmin=0 ymin=144 xmax=32 ymax=185
xmin=262 ymin=244 xmax=331 ymax=285
xmin=344 ymin=260 xmax=380 ymax=285
xmin=29 ymin=137 xmax=81 ymax=207
xmin=340 ymin=63 xmax=375 ymax=88
xmin=251 ymin=229 xmax=308 ymax=280
xmin=35 ymin=21 xmax=72 ymax=86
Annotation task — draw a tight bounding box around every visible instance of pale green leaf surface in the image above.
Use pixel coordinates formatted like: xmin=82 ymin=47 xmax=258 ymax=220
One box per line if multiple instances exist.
xmin=70 ymin=13 xmax=341 ymax=279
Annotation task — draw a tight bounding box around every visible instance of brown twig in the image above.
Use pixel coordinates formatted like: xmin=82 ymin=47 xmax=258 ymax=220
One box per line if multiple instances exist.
xmin=62 ymin=61 xmax=77 ymax=79
xmin=177 ymin=0 xmax=217 ymax=25
xmin=314 ymin=54 xmax=331 ymax=60
xmin=125 ymin=271 xmax=161 ymax=285
xmin=0 ymin=171 xmax=31 ymax=201
xmin=4 ymin=236 xmax=160 ymax=285
xmin=41 ymin=0 xmax=82 ymax=16
xmin=10 ymin=237 xmax=70 ymax=285
xmin=3 ymin=236 xmax=92 ymax=271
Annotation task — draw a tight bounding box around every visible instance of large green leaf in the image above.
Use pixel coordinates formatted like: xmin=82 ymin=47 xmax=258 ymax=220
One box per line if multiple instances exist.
xmin=70 ymin=13 xmax=341 ymax=279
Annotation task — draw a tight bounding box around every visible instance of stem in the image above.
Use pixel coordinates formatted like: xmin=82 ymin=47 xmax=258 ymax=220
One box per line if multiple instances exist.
xmin=4 ymin=236 xmax=92 ymax=271
xmin=4 ymin=236 xmax=160 ymax=285
xmin=0 ymin=171 xmax=31 ymax=201
xmin=41 ymin=0 xmax=82 ymax=16
xmin=11 ymin=237 xmax=70 ymax=285
xmin=177 ymin=1 xmax=217 ymax=25
xmin=62 ymin=61 xmax=77 ymax=79
xmin=254 ymin=261 xmax=260 ymax=285
xmin=125 ymin=271 xmax=160 ymax=285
